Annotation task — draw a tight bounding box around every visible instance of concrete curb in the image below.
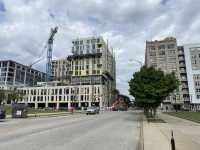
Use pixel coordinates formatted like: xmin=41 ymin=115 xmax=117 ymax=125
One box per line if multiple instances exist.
xmin=138 ymin=114 xmax=144 ymax=150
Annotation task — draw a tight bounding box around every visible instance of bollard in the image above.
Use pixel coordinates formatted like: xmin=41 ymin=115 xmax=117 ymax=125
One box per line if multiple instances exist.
xmin=171 ymin=130 xmax=176 ymax=150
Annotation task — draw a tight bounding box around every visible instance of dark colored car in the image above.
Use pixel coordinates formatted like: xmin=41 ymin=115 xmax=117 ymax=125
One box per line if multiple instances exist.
xmin=0 ymin=106 xmax=6 ymax=119
xmin=112 ymin=107 xmax=119 ymax=111
xmin=118 ymin=107 xmax=128 ymax=111
xmin=86 ymin=106 xmax=100 ymax=115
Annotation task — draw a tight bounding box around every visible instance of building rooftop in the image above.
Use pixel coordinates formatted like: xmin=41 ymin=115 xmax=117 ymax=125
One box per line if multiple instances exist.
xmin=0 ymin=59 xmax=45 ymax=74
xmin=146 ymin=37 xmax=176 ymax=44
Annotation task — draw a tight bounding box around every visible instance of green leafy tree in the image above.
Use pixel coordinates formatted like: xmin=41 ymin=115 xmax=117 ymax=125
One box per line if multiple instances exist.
xmin=0 ymin=89 xmax=24 ymax=105
xmin=129 ymin=66 xmax=179 ymax=117
xmin=8 ymin=89 xmax=24 ymax=104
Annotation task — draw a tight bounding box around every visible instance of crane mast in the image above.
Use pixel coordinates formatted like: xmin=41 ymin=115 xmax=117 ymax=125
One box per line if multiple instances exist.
xmin=46 ymin=27 xmax=58 ymax=84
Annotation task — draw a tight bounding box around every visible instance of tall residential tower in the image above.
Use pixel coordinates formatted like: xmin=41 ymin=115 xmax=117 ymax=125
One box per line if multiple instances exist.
xmin=145 ymin=37 xmax=183 ymax=110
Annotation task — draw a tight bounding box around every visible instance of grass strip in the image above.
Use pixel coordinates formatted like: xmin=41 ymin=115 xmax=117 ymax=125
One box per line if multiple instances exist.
xmin=166 ymin=112 xmax=200 ymax=123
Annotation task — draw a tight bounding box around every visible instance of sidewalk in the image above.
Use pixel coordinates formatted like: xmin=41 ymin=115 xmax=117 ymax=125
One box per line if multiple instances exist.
xmin=143 ymin=113 xmax=200 ymax=150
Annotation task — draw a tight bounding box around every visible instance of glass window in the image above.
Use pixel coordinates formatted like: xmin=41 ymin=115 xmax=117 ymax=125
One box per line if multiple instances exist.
xmin=81 ymin=95 xmax=84 ymax=101
xmin=91 ymin=39 xmax=96 ymax=43
xmin=92 ymin=70 xmax=96 ymax=74
xmin=97 ymin=49 xmax=101 ymax=53
xmin=55 ymin=89 xmax=58 ymax=95
xmin=92 ymin=44 xmax=95 ymax=49
xmin=159 ymin=51 xmax=165 ymax=55
xmin=59 ymin=89 xmax=62 ymax=95
xmin=158 ymin=45 xmax=165 ymax=49
xmin=86 ymin=59 xmax=89 ymax=64
xmin=168 ymin=44 xmax=175 ymax=49
xmin=65 ymin=88 xmax=69 ymax=94
xmin=93 ymin=58 xmax=96 ymax=64
xmin=151 ymin=46 xmax=156 ymax=50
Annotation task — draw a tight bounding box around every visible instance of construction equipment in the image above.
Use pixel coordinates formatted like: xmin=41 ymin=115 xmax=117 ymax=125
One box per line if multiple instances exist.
xmin=29 ymin=44 xmax=47 ymax=68
xmin=46 ymin=27 xmax=58 ymax=84
xmin=28 ymin=27 xmax=58 ymax=86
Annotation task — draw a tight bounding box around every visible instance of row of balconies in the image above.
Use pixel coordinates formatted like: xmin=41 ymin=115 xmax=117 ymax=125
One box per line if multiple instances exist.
xmin=179 ymin=63 xmax=186 ymax=68
xmin=181 ymin=77 xmax=187 ymax=82
xmin=178 ymin=50 xmax=184 ymax=56
xmin=180 ymin=69 xmax=186 ymax=74
xmin=72 ymin=49 xmax=102 ymax=55
xmin=179 ymin=56 xmax=185 ymax=62
xmin=182 ymin=90 xmax=189 ymax=95
xmin=182 ymin=84 xmax=189 ymax=89
xmin=72 ymin=38 xmax=101 ymax=45
xmin=163 ymin=95 xmax=190 ymax=103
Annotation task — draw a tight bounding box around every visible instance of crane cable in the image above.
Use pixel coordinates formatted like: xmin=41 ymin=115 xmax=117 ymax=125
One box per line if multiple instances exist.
xmin=29 ymin=42 xmax=48 ymax=68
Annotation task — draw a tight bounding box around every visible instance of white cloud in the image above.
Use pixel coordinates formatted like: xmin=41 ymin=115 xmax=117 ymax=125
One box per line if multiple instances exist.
xmin=0 ymin=0 xmax=200 ymax=97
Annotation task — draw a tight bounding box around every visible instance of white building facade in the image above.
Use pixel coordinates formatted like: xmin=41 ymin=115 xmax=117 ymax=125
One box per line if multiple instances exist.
xmin=183 ymin=44 xmax=200 ymax=110
xmin=18 ymin=84 xmax=105 ymax=109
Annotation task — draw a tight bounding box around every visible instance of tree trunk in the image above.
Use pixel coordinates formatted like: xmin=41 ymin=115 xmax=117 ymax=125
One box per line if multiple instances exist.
xmin=144 ymin=107 xmax=148 ymax=117
xmin=144 ymin=107 xmax=146 ymax=115
xmin=153 ymin=107 xmax=157 ymax=118
xmin=144 ymin=106 xmax=150 ymax=118
xmin=150 ymin=107 xmax=153 ymax=118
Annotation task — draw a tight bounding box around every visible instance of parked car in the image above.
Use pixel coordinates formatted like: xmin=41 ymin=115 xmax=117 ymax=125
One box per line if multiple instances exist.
xmin=0 ymin=106 xmax=6 ymax=119
xmin=118 ymin=107 xmax=128 ymax=111
xmin=86 ymin=106 xmax=100 ymax=115
xmin=112 ymin=107 xmax=119 ymax=111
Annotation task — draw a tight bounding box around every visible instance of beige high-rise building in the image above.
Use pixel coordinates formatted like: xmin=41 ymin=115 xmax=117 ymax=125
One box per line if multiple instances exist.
xmin=145 ymin=37 xmax=183 ymax=110
xmin=68 ymin=36 xmax=116 ymax=107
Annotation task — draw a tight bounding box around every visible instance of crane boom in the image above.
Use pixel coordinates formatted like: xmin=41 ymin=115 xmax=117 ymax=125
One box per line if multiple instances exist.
xmin=29 ymin=44 xmax=47 ymax=68
xmin=46 ymin=27 xmax=58 ymax=84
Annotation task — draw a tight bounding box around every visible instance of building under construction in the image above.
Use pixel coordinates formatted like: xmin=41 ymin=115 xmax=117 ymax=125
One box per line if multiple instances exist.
xmin=18 ymin=36 xmax=116 ymax=109
xmin=0 ymin=60 xmax=46 ymax=90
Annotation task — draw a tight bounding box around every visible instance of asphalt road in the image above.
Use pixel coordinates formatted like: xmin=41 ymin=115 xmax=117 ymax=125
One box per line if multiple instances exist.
xmin=0 ymin=111 xmax=141 ymax=150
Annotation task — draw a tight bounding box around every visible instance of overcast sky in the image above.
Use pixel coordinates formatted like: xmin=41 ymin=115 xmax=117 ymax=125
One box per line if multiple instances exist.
xmin=0 ymin=0 xmax=200 ymax=97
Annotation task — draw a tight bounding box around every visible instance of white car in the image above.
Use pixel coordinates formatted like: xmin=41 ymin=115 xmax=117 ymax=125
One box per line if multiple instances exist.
xmin=86 ymin=107 xmax=100 ymax=115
